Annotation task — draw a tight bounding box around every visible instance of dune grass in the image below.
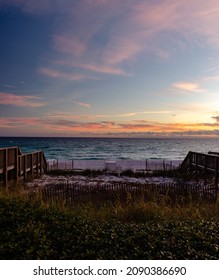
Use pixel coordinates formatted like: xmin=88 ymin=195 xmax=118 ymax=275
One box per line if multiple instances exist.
xmin=0 ymin=184 xmax=219 ymax=259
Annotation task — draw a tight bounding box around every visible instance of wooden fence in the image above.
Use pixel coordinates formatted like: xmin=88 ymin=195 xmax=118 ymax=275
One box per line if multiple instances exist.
xmin=0 ymin=147 xmax=47 ymax=189
xmin=47 ymin=159 xmax=180 ymax=172
xmin=35 ymin=182 xmax=217 ymax=206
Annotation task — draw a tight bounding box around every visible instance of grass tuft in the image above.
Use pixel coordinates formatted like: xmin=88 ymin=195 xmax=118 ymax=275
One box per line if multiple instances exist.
xmin=0 ymin=181 xmax=219 ymax=259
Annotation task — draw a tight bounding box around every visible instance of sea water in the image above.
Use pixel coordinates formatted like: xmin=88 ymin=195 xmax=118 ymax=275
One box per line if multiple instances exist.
xmin=0 ymin=137 xmax=219 ymax=161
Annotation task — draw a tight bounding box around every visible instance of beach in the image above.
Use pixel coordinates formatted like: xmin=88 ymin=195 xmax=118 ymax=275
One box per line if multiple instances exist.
xmin=24 ymin=159 xmax=181 ymax=187
xmin=47 ymin=159 xmax=182 ymax=172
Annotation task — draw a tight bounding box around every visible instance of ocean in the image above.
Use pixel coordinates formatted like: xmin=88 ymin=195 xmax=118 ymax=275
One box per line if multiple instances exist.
xmin=0 ymin=137 xmax=219 ymax=161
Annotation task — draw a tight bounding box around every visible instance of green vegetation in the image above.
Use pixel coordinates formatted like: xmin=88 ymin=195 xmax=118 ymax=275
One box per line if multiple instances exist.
xmin=0 ymin=188 xmax=219 ymax=259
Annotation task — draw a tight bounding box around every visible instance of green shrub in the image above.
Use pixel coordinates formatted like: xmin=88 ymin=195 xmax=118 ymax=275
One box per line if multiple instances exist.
xmin=0 ymin=191 xmax=219 ymax=260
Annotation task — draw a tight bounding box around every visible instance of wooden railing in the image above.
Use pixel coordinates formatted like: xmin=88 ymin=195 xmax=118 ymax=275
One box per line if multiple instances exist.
xmin=0 ymin=147 xmax=47 ymax=189
xmin=181 ymin=151 xmax=219 ymax=172
xmin=180 ymin=151 xmax=219 ymax=197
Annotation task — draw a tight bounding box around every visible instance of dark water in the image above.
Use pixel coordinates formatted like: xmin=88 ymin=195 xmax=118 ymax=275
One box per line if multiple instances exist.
xmin=0 ymin=137 xmax=219 ymax=160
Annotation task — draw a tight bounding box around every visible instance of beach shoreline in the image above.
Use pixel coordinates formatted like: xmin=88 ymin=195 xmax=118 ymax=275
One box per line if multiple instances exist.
xmin=27 ymin=159 xmax=184 ymax=188
xmin=24 ymin=159 xmax=182 ymax=188
xmin=47 ymin=159 xmax=182 ymax=172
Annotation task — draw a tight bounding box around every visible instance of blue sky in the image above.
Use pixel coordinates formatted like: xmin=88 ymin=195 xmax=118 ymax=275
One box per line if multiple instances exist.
xmin=1 ymin=0 xmax=219 ymax=137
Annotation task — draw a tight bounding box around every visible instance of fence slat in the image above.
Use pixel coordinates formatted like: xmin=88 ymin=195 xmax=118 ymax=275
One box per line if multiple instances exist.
xmin=37 ymin=180 xmax=216 ymax=206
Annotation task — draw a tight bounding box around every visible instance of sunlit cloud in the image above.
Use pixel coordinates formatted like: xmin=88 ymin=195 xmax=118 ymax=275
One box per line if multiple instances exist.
xmin=41 ymin=119 xmax=119 ymax=132
xmin=1 ymin=115 xmax=219 ymax=137
xmin=116 ymin=111 xmax=172 ymax=117
xmin=0 ymin=92 xmax=46 ymax=107
xmin=172 ymin=82 xmax=204 ymax=93
xmin=0 ymin=117 xmax=41 ymax=128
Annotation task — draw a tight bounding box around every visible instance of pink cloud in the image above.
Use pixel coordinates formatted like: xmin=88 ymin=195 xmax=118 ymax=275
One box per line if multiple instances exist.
xmin=53 ymin=35 xmax=86 ymax=57
xmin=70 ymin=62 xmax=128 ymax=76
xmin=133 ymin=0 xmax=219 ymax=50
xmin=39 ymin=68 xmax=98 ymax=81
xmin=4 ymin=0 xmax=219 ymax=77
xmin=103 ymin=38 xmax=144 ymax=66
xmin=54 ymin=59 xmax=128 ymax=75
xmin=61 ymin=0 xmax=219 ymax=69
xmin=0 ymin=117 xmax=41 ymax=128
xmin=172 ymin=82 xmax=205 ymax=93
xmin=1 ymin=115 xmax=219 ymax=136
xmin=0 ymin=92 xmax=46 ymax=107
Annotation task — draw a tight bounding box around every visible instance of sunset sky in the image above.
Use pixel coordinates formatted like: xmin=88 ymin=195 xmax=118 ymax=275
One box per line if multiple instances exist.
xmin=1 ymin=0 xmax=219 ymax=137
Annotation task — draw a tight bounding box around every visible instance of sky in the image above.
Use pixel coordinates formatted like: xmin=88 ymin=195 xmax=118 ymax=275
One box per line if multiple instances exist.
xmin=1 ymin=0 xmax=219 ymax=137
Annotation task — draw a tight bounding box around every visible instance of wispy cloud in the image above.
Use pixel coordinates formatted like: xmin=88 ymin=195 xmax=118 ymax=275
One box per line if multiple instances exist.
xmin=172 ymin=82 xmax=205 ymax=93
xmin=204 ymin=75 xmax=219 ymax=82
xmin=53 ymin=35 xmax=86 ymax=57
xmin=0 ymin=92 xmax=46 ymax=107
xmin=38 ymin=68 xmax=98 ymax=81
xmin=4 ymin=1 xmax=219 ymax=65
xmin=40 ymin=118 xmax=219 ymax=134
xmin=57 ymin=61 xmax=128 ymax=76
xmin=74 ymin=101 xmax=91 ymax=108
xmin=7 ymin=0 xmax=219 ymax=79
xmin=42 ymin=110 xmax=172 ymax=121
xmin=116 ymin=111 xmax=172 ymax=117
xmin=85 ymin=111 xmax=172 ymax=119
xmin=0 ymin=117 xmax=41 ymax=128
xmin=1 ymin=115 xmax=219 ymax=137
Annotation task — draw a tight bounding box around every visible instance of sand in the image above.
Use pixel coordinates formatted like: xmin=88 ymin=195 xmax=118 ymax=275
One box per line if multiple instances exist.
xmin=27 ymin=159 xmax=182 ymax=188
xmin=27 ymin=174 xmax=179 ymax=188
xmin=47 ymin=159 xmax=182 ymax=172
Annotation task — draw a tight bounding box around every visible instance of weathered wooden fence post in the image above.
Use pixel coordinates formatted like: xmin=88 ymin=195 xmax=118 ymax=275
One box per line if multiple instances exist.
xmin=31 ymin=153 xmax=34 ymax=176
xmin=195 ymin=154 xmax=198 ymax=182
xmin=14 ymin=147 xmax=19 ymax=185
xmin=204 ymin=154 xmax=207 ymax=186
xmin=40 ymin=152 xmax=43 ymax=176
xmin=24 ymin=154 xmax=27 ymax=181
xmin=163 ymin=159 xmax=166 ymax=171
xmin=35 ymin=152 xmax=39 ymax=176
xmin=72 ymin=159 xmax=74 ymax=170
